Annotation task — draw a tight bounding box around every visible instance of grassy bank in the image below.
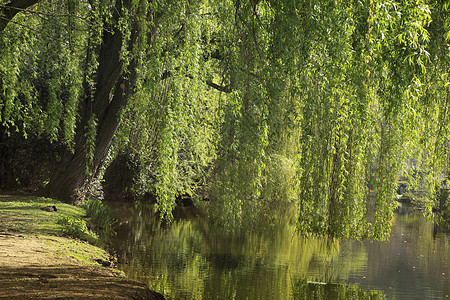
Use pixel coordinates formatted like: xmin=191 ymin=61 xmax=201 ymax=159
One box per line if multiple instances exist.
xmin=0 ymin=195 xmax=109 ymax=262
xmin=0 ymin=194 xmax=164 ymax=299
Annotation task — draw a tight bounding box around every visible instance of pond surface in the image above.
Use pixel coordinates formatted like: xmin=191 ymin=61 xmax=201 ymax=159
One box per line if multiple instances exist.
xmin=110 ymin=202 xmax=450 ymax=299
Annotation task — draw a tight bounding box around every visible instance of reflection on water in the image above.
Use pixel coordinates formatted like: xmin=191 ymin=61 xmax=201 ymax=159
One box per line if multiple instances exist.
xmin=110 ymin=202 xmax=450 ymax=299
xmin=292 ymin=280 xmax=385 ymax=299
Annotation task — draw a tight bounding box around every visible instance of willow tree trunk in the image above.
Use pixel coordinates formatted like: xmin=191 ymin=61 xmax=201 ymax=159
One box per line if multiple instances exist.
xmin=43 ymin=3 xmax=134 ymax=203
xmin=43 ymin=80 xmax=130 ymax=203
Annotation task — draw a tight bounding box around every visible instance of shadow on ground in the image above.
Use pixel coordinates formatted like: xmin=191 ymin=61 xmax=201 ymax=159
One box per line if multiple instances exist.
xmin=0 ymin=265 xmax=165 ymax=299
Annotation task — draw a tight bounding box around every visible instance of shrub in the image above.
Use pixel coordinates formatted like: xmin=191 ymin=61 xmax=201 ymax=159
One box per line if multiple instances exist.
xmin=57 ymin=215 xmax=92 ymax=240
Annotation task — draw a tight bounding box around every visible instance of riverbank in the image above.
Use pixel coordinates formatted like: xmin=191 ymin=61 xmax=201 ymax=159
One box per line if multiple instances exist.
xmin=0 ymin=194 xmax=165 ymax=299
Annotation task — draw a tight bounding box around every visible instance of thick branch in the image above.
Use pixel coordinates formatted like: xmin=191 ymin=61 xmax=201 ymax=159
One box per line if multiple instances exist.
xmin=161 ymin=70 xmax=231 ymax=93
xmin=205 ymin=79 xmax=231 ymax=93
xmin=0 ymin=0 xmax=38 ymax=32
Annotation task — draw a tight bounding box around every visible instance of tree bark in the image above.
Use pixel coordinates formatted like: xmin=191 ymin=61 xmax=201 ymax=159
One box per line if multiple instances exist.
xmin=43 ymin=1 xmax=131 ymax=203
xmin=42 ymin=78 xmax=132 ymax=203
xmin=42 ymin=0 xmax=161 ymax=203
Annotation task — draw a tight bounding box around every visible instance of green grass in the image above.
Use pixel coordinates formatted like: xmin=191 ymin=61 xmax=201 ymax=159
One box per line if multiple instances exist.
xmin=0 ymin=195 xmax=99 ymax=244
xmin=42 ymin=236 xmax=113 ymax=266
xmin=0 ymin=194 xmax=122 ymax=268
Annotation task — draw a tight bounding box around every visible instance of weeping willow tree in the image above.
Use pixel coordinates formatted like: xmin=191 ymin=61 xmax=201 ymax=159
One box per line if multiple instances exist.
xmin=1 ymin=0 xmax=449 ymax=239
xmin=208 ymin=0 xmax=450 ymax=238
xmin=0 ymin=0 xmax=216 ymax=204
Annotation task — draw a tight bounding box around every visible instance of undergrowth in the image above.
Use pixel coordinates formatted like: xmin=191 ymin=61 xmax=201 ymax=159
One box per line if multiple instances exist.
xmin=82 ymin=199 xmax=117 ymax=239
xmin=57 ymin=214 xmax=97 ymax=244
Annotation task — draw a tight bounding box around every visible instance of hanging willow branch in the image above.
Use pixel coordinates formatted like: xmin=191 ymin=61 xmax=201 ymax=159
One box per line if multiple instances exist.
xmin=0 ymin=0 xmax=38 ymax=31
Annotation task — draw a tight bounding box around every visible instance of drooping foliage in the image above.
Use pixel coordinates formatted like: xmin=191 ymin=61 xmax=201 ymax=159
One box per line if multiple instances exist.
xmin=0 ymin=0 xmax=449 ymax=239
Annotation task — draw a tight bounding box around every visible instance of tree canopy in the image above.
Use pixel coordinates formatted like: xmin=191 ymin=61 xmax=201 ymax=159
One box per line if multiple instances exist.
xmin=1 ymin=0 xmax=449 ymax=239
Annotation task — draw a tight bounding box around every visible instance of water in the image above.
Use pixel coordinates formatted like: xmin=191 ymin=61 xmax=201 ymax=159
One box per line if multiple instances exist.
xmin=110 ymin=202 xmax=450 ymax=299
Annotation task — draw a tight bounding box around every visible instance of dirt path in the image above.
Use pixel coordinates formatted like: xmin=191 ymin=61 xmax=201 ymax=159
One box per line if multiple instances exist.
xmin=0 ymin=196 xmax=165 ymax=299
xmin=0 ymin=235 xmax=166 ymax=299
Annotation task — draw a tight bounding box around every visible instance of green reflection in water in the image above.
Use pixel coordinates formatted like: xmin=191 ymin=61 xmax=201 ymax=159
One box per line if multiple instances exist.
xmin=292 ymin=279 xmax=385 ymax=299
xmin=111 ymin=202 xmax=448 ymax=299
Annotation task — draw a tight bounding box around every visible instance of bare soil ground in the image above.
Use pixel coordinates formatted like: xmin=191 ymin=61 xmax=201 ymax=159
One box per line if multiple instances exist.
xmin=0 ymin=196 xmax=165 ymax=299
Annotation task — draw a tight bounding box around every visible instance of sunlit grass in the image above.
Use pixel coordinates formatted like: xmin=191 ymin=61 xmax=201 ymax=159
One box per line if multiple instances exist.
xmin=0 ymin=195 xmax=98 ymax=244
